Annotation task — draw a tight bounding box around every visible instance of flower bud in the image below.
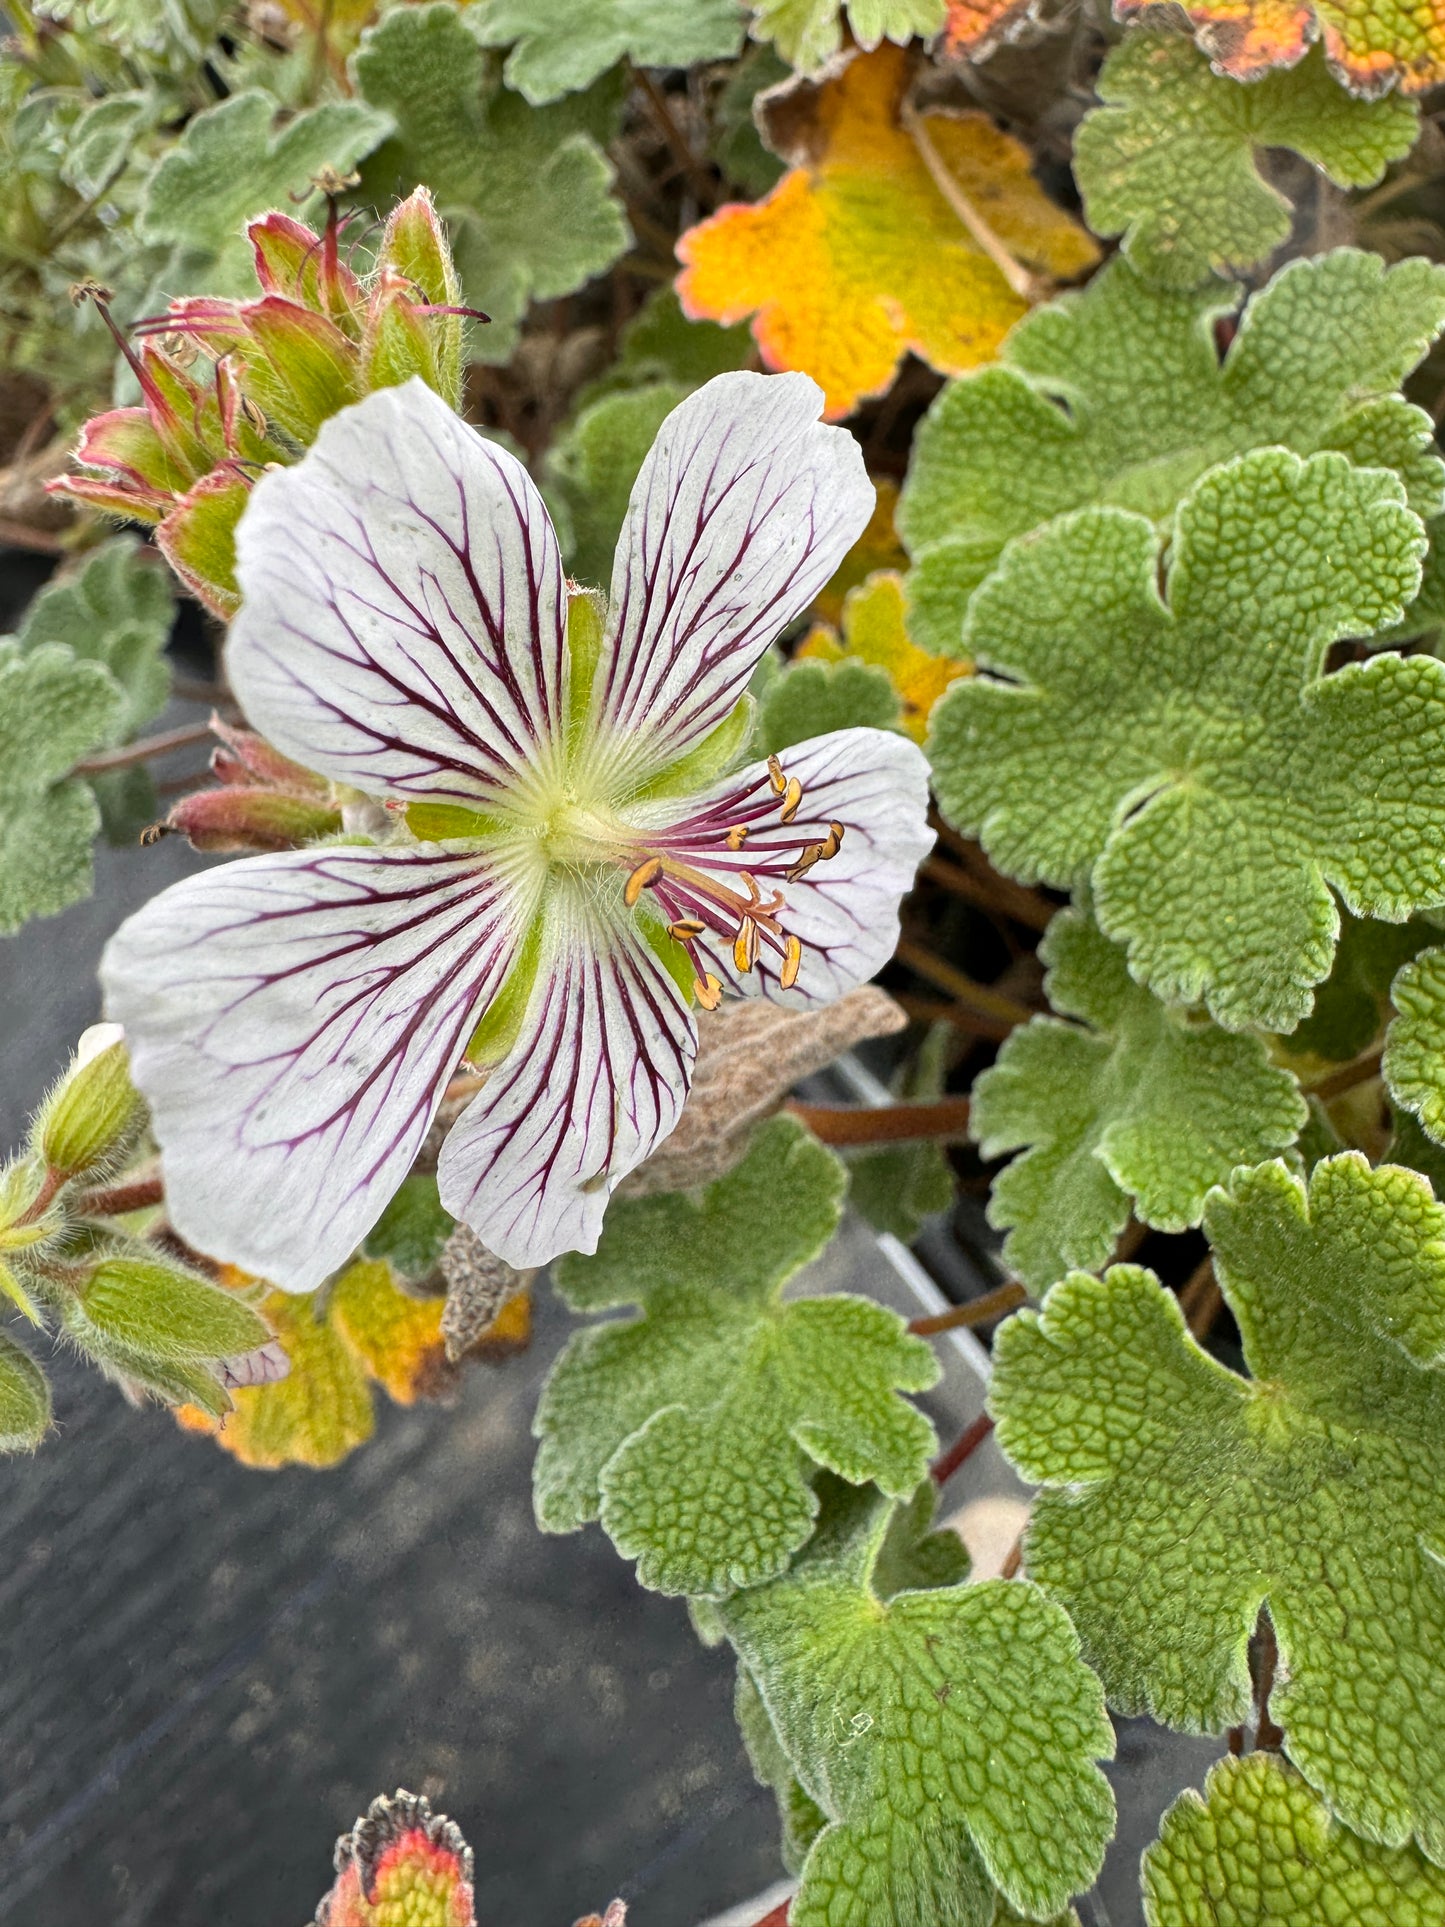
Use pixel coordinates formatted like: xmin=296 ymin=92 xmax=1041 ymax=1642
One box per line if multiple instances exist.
xmin=36 ymin=1035 xmax=141 ymax=1178
xmin=64 ymin=1253 xmax=272 ymax=1368
xmin=0 ymin=1330 xmax=51 ymax=1454
xmin=162 ymin=784 xmax=344 ymax=853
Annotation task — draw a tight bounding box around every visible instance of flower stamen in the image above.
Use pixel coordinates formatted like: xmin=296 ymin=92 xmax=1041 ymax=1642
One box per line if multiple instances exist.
xmin=780 ymin=935 xmax=804 ymax=990
xmin=624 ymin=855 xmax=664 ymax=905
xmin=726 ymin=824 xmax=750 ymax=851
xmin=695 ymin=973 xmax=724 ymax=1010
xmin=668 ymin=918 xmax=706 ymax=940
xmin=778 ymin=776 xmax=804 ymax=824
xmin=767 ymin=754 xmax=787 ymax=796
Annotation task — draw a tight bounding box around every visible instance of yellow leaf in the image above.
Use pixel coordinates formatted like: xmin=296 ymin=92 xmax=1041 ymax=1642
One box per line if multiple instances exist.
xmin=1115 ymin=0 xmax=1445 ymax=95
xmin=676 ymin=42 xmax=1097 ymax=419
xmin=330 ymin=1257 xmax=452 ymax=1405
xmin=467 ymin=1280 xmax=532 ymax=1359
xmin=814 ymin=477 xmax=909 ymax=626
xmin=798 ymin=570 xmax=970 ymax=742
xmin=188 ymin=1289 xmax=375 ymax=1471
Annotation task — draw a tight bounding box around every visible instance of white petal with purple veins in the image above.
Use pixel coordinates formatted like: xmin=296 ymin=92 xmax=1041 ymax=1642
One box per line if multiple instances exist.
xmin=637 ymin=727 xmax=935 ymax=1003
xmin=230 ymin=379 xmax=568 ymax=810
xmin=101 ymin=844 xmax=538 ymax=1292
xmin=591 ymin=372 xmax=875 ymax=786
xmin=437 ymin=888 xmax=697 ymax=1268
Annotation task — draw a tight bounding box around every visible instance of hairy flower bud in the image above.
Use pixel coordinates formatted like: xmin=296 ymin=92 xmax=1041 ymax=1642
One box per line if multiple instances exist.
xmin=63 ymin=1252 xmax=272 ymax=1368
xmin=36 ymin=1033 xmax=141 ymax=1178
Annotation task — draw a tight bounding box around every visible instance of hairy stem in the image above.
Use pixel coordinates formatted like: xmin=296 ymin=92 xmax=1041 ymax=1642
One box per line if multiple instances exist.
xmin=787 ymin=1095 xmax=972 ymax=1146
xmin=931 ymin=1411 xmax=994 ymax=1485
xmin=75 ymin=1175 xmax=164 ymax=1218
xmin=895 ymin=938 xmax=1034 ymax=1033
xmin=909 ymin=1280 xmax=1026 ymax=1335
xmin=1307 ymin=1047 xmax=1384 ymax=1102
xmin=73 ymin=721 xmax=216 ymax=777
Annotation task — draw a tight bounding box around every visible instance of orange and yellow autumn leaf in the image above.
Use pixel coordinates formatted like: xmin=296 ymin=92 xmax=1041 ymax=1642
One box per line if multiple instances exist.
xmin=176 ymin=1259 xmax=530 ymax=1470
xmin=675 ymin=41 xmax=1097 ymax=418
xmin=1115 ymin=0 xmax=1445 ymax=95
xmin=799 ymin=570 xmax=969 ymax=741
xmin=942 ymin=0 xmax=1035 ymax=57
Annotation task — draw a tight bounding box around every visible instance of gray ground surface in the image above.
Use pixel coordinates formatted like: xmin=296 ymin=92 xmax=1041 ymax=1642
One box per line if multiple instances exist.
xmin=0 ymin=679 xmax=1220 ymax=1927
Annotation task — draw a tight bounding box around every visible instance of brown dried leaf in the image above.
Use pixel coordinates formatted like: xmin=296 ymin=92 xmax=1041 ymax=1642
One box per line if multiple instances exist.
xmin=620 ymin=983 xmax=907 ymax=1197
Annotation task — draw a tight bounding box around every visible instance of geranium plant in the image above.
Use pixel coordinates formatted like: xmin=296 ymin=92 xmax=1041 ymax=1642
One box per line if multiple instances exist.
xmin=6 ymin=2 xmax=1445 ymax=1923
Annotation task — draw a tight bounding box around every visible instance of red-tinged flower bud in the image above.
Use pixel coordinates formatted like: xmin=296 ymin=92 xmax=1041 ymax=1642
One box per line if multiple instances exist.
xmin=233 ymin=295 xmax=361 ymax=443
xmin=160 ymin=784 xmax=343 ymax=853
xmin=209 ymin=715 xmax=330 ymax=793
xmin=156 ymin=470 xmax=250 ymax=619
xmin=374 ymin=188 xmax=464 ymax=409
xmin=249 ymin=209 xmax=362 ymax=329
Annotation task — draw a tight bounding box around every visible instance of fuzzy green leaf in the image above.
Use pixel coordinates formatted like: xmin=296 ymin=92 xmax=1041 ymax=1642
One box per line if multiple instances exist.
xmin=991 ymin=1153 xmax=1445 ymax=1863
xmin=18 ymin=539 xmax=173 ymax=743
xmin=611 ymin=286 xmax=757 ymax=390
xmin=929 ymin=449 xmax=1438 ymax=1032
xmin=353 ymin=3 xmax=629 ymax=360
xmin=139 ymin=90 xmax=391 ymax=293
xmin=736 ymin=1664 xmax=830 ymax=1874
xmin=533 ymin=1116 xmax=939 ymax=1596
xmin=713 ymin=43 xmax=790 ymax=193
xmin=544 ymin=382 xmax=691 ymax=589
xmin=974 ymin=907 xmax=1306 ymax=1289
xmin=756 ymin=658 xmax=901 ymax=754
xmin=748 ymin=0 xmax=945 ymax=73
xmin=0 ymin=1330 xmax=51 ymax=1454
xmin=717 ymin=1477 xmax=1116 ymax=1924
xmin=1143 ymin=1753 xmax=1445 ymax=1927
xmin=1384 ymin=943 xmax=1445 ymax=1146
xmin=470 ymin=0 xmax=745 ymax=105
xmin=362 ymin=1172 xmax=455 ymax=1280
xmin=845 ymin=1143 xmax=954 ymax=1243
xmin=1290 ymin=909 xmax=1434 ymax=1062
xmin=898 ymin=249 xmax=1445 ymax=655
xmin=0 ymin=640 xmax=124 ymax=934
xmin=1075 ymin=33 xmax=1419 ymax=292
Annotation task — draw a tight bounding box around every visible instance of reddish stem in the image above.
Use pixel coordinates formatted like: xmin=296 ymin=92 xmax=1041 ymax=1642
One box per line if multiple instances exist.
xmin=930 ymin=1412 xmax=994 ymax=1486
xmin=76 ymin=1175 xmax=164 ymax=1218
xmin=908 ymin=1281 xmax=1026 ymax=1336
xmin=15 ymin=1164 xmax=64 ymax=1226
xmin=787 ymin=1095 xmax=972 ymax=1147
xmin=751 ymin=1905 xmax=791 ymax=1927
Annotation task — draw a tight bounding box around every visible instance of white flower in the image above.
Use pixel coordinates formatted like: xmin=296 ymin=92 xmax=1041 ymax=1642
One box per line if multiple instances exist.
xmin=102 ymin=374 xmax=933 ymax=1287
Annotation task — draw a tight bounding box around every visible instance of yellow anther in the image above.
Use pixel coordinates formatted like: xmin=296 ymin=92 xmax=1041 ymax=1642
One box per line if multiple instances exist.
xmin=787 ymin=844 xmax=824 ymax=882
xmin=623 ymin=856 xmax=663 ymax=906
xmin=821 ymin=820 xmax=844 ymax=859
xmin=694 ymin=973 xmax=723 ymax=1010
xmin=725 ymin=824 xmax=750 ymax=851
xmin=778 ymin=777 xmax=803 ymax=824
xmin=733 ymin=919 xmax=760 ymax=974
xmin=668 ymin=918 xmax=706 ymax=941
xmin=766 ymin=754 xmax=787 ymax=796
xmin=780 ymin=934 xmax=803 ymax=990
